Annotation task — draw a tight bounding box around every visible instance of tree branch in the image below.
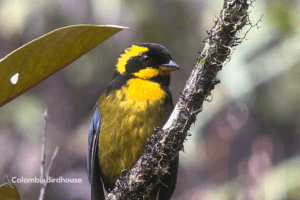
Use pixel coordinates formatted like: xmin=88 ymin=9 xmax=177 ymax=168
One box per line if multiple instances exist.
xmin=107 ymin=0 xmax=256 ymax=199
xmin=39 ymin=109 xmax=59 ymax=200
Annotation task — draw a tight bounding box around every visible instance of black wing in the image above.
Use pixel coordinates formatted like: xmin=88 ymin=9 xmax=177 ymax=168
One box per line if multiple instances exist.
xmin=88 ymin=107 xmax=105 ymax=200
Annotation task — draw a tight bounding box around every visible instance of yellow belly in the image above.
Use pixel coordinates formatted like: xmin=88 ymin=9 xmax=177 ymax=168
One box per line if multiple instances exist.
xmin=98 ymin=79 xmax=170 ymax=186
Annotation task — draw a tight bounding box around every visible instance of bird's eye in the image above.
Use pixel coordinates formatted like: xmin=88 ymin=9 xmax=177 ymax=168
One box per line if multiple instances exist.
xmin=142 ymin=55 xmax=150 ymax=63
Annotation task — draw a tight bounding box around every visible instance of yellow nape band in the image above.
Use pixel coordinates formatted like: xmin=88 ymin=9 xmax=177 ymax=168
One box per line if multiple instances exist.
xmin=133 ymin=67 xmax=160 ymax=79
xmin=116 ymin=45 xmax=149 ymax=74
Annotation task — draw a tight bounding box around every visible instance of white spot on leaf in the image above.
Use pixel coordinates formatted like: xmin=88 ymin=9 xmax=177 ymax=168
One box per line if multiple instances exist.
xmin=10 ymin=73 xmax=19 ymax=84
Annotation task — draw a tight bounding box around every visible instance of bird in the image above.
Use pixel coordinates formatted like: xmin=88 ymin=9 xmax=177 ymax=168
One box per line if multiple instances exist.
xmin=87 ymin=43 xmax=179 ymax=200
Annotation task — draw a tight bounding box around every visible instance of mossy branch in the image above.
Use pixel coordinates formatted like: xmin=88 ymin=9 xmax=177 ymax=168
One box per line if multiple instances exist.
xmin=107 ymin=0 xmax=257 ymax=199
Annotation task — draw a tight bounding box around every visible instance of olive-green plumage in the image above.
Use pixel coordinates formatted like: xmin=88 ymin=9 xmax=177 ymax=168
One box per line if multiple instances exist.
xmin=88 ymin=43 xmax=179 ymax=200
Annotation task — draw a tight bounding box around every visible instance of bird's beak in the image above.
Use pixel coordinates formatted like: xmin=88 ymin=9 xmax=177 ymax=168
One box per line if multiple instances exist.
xmin=159 ymin=60 xmax=180 ymax=71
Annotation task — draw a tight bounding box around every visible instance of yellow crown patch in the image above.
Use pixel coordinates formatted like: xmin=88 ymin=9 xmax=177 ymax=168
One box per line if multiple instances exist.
xmin=116 ymin=45 xmax=149 ymax=74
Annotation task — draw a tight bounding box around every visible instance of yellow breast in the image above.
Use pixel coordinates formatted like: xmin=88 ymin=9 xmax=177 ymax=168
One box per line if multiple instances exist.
xmin=98 ymin=78 xmax=169 ymax=186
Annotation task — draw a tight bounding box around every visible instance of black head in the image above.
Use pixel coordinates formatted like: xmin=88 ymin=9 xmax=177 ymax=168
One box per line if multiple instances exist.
xmin=115 ymin=43 xmax=179 ymax=79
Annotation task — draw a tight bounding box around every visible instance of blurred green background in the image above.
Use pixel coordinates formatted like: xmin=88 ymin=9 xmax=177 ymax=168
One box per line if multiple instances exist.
xmin=1 ymin=0 xmax=299 ymax=199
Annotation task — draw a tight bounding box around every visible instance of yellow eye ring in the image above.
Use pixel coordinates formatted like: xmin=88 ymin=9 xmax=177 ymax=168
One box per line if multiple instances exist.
xmin=142 ymin=55 xmax=151 ymax=63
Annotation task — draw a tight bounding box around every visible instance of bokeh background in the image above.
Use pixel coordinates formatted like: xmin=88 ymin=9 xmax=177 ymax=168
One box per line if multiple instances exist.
xmin=0 ymin=0 xmax=299 ymax=199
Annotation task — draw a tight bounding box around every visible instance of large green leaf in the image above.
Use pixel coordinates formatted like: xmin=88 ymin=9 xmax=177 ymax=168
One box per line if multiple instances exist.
xmin=0 ymin=25 xmax=127 ymax=107
xmin=0 ymin=184 xmax=20 ymax=200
